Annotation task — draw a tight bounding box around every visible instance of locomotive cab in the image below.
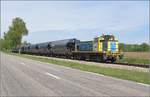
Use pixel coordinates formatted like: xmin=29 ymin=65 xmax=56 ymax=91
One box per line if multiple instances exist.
xmin=93 ymin=34 xmax=121 ymax=62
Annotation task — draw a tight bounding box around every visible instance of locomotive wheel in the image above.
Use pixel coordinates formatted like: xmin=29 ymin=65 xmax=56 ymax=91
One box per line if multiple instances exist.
xmin=111 ymin=58 xmax=116 ymax=63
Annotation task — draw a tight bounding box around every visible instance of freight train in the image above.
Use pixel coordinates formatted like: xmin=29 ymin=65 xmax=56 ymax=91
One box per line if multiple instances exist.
xmin=12 ymin=34 xmax=123 ymax=62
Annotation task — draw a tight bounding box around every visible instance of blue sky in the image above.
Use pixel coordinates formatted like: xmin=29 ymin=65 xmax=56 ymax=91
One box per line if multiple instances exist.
xmin=1 ymin=1 xmax=149 ymax=44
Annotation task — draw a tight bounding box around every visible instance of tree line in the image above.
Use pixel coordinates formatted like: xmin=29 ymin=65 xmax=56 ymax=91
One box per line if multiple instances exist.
xmin=119 ymin=43 xmax=149 ymax=52
xmin=0 ymin=17 xmax=28 ymax=51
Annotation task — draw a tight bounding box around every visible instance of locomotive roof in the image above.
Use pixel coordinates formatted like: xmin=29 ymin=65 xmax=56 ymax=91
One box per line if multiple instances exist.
xmin=100 ymin=34 xmax=117 ymax=41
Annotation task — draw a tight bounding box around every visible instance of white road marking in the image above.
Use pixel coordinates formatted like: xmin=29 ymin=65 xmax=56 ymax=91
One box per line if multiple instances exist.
xmin=45 ymin=72 xmax=61 ymax=80
xmin=21 ymin=62 xmax=26 ymax=66
xmin=84 ymin=71 xmax=105 ymax=77
xmin=21 ymin=62 xmax=30 ymax=67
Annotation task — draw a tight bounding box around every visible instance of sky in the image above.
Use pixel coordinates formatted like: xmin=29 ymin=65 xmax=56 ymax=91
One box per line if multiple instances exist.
xmin=1 ymin=1 xmax=149 ymax=44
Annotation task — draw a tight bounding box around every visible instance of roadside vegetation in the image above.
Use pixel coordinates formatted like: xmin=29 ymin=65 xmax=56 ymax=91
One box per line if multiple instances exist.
xmin=11 ymin=53 xmax=150 ymax=85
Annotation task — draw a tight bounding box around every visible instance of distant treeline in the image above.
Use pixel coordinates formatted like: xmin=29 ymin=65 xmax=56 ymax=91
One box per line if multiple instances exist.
xmin=119 ymin=43 xmax=149 ymax=52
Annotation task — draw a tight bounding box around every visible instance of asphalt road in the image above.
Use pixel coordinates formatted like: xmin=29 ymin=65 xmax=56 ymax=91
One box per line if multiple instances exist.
xmin=0 ymin=53 xmax=149 ymax=96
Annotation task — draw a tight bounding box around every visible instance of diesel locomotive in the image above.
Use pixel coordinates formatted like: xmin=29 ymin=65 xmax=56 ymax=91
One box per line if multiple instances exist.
xmin=12 ymin=34 xmax=123 ymax=62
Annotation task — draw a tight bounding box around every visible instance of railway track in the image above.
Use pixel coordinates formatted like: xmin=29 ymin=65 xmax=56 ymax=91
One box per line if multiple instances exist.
xmin=84 ymin=60 xmax=149 ymax=68
xmin=112 ymin=62 xmax=149 ymax=68
xmin=71 ymin=59 xmax=150 ymax=69
xmin=74 ymin=58 xmax=149 ymax=68
xmin=53 ymin=57 xmax=149 ymax=68
xmin=42 ymin=56 xmax=150 ymax=68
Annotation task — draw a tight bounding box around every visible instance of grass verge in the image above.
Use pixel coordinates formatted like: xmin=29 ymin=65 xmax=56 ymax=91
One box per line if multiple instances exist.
xmin=11 ymin=53 xmax=150 ymax=85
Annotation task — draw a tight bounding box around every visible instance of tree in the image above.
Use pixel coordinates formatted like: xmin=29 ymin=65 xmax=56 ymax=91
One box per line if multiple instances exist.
xmin=119 ymin=43 xmax=149 ymax=52
xmin=3 ymin=17 xmax=28 ymax=50
xmin=9 ymin=17 xmax=28 ymax=46
xmin=140 ymin=43 xmax=149 ymax=51
xmin=0 ymin=38 xmax=3 ymax=50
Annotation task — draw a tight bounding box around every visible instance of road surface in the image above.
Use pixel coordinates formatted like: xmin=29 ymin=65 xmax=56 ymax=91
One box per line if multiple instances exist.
xmin=0 ymin=53 xmax=149 ymax=96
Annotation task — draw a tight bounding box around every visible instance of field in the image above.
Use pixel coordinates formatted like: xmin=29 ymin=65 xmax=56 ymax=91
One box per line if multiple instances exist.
xmin=123 ymin=52 xmax=149 ymax=59
xmin=117 ymin=52 xmax=149 ymax=65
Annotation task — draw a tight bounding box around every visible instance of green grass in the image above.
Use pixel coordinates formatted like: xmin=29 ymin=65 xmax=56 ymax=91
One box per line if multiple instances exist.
xmin=117 ymin=57 xmax=149 ymax=65
xmin=10 ymin=53 xmax=150 ymax=85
